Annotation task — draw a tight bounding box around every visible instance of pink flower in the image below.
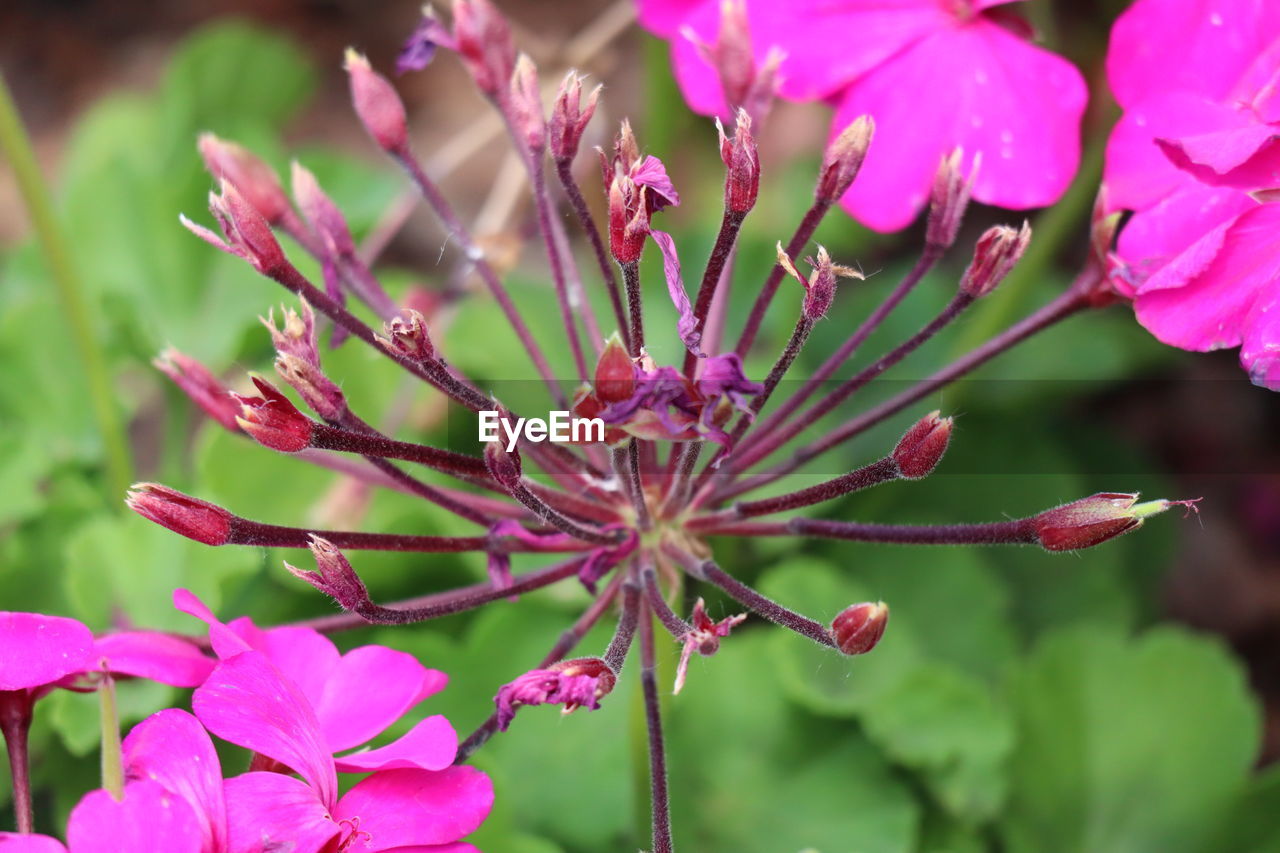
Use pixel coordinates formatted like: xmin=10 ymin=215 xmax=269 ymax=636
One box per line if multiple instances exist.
xmin=176 ymin=590 xmax=492 ymax=851
xmin=1104 ymin=0 xmax=1280 ymax=388
xmin=637 ymin=0 xmax=1088 ymax=231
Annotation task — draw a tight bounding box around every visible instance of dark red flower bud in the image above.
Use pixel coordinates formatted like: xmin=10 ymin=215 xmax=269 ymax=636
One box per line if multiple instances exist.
xmin=153 ymin=348 xmax=240 ymax=432
xmin=926 ymin=148 xmax=977 ymax=250
xmin=484 ymin=437 xmax=523 ymax=489
xmin=892 ymin=411 xmax=953 ymax=479
xmin=594 ymin=333 xmax=636 ymax=404
xmin=816 ymin=115 xmax=874 ymax=203
xmin=961 ymin=222 xmax=1031 ymax=298
xmin=197 ymin=133 xmax=290 ymax=224
xmin=125 ymin=483 xmax=233 ymax=546
xmin=452 ymin=0 xmax=516 ymax=98
xmin=273 ymin=354 xmax=348 ymax=422
xmin=718 ymin=109 xmax=760 ymax=214
xmin=345 ymin=50 xmax=409 ymax=153
xmin=549 ymin=70 xmax=600 ymax=163
xmin=291 ymin=162 xmax=355 ymax=258
xmin=233 ymin=376 xmax=314 ymax=453
xmin=1032 ymin=493 xmax=1198 ymax=552
xmin=183 ymin=180 xmax=288 ymax=276
xmin=830 ymin=601 xmax=889 ymax=656
xmin=285 ymin=536 xmax=371 ymax=612
xmin=777 ymin=244 xmax=863 ymax=322
xmin=508 ymin=54 xmax=546 ymax=155
xmin=380 ymin=310 xmax=435 ymax=362
xmin=607 ymin=174 xmax=647 ymax=264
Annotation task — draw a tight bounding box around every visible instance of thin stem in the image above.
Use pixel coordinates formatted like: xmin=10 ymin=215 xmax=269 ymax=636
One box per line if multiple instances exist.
xmin=682 ymin=209 xmax=746 ymax=377
xmin=604 ymin=581 xmax=642 ymax=672
xmin=455 ymin=571 xmax=626 ymax=762
xmin=628 ymin=440 xmax=653 ymax=531
xmin=698 ymin=456 xmax=898 ymax=524
xmin=735 ymin=199 xmax=830 ymax=357
xmin=557 ymin=158 xmax=630 ymax=348
xmin=0 ymin=691 xmax=34 ymax=833
xmin=392 ymin=148 xmax=566 ymax=406
xmin=98 ymin=674 xmax=124 ymax=799
xmin=622 ymin=260 xmax=644 ymax=357
xmin=699 ymin=243 xmax=737 ymax=362
xmin=507 ymin=480 xmax=624 ymax=547
xmin=642 ymin=568 xmax=690 ymax=640
xmin=698 ymin=517 xmax=1038 ymax=545
xmin=659 ymin=441 xmax=701 ymax=516
xmin=548 ymin=199 xmax=604 ymax=354
xmin=740 ymin=247 xmax=942 ymax=455
xmin=531 ymin=158 xmax=590 ymax=381
xmin=311 ymin=422 xmax=489 ymax=479
xmin=0 ymin=74 xmax=133 ymax=503
xmin=222 ymin=517 xmax=584 ymax=552
xmin=718 ymin=289 xmax=1089 ymax=501
xmin=640 ymin=600 xmax=674 ymax=853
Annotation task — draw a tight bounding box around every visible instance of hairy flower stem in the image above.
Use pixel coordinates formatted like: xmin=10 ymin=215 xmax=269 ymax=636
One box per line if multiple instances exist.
xmin=391 ymin=148 xmax=566 ymax=405
xmin=735 ymin=199 xmax=830 ymax=357
xmin=643 ymin=568 xmax=691 ymax=639
xmin=683 ymin=209 xmax=746 ymax=377
xmin=740 ymin=247 xmax=943 ymax=454
xmin=717 ymin=289 xmax=1090 ymax=501
xmin=455 ymin=572 xmax=626 ymax=763
xmin=701 ymin=457 xmax=899 ymax=524
xmin=628 ymin=440 xmax=653 ymax=531
xmin=724 ymin=293 xmax=975 ymax=479
xmin=310 ymin=423 xmax=489 ymax=479
xmin=556 ymin=158 xmax=630 ymax=350
xmin=0 ymin=691 xmax=34 ymax=832
xmin=640 ymin=602 xmax=674 ymax=853
xmin=605 ymin=581 xmax=642 ymax=672
xmin=531 ymin=160 xmax=590 ymax=381
xmin=622 ymin=260 xmax=645 ymax=356
xmin=695 ymin=517 xmax=1037 ymax=545
xmin=504 ymin=479 xmax=624 ymax=546
xmin=220 ymin=518 xmax=584 ymax=552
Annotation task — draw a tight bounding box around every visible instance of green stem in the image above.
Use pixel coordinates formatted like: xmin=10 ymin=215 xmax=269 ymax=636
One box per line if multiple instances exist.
xmin=0 ymin=74 xmax=133 ymax=503
xmin=99 ymin=674 xmax=124 ymax=799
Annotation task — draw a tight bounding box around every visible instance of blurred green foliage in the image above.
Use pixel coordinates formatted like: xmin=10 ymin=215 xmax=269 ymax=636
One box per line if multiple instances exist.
xmin=0 ymin=18 xmax=1272 ymax=853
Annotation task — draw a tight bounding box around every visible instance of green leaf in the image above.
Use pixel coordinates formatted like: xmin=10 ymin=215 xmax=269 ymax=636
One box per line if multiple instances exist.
xmin=1205 ymin=764 xmax=1280 ymax=853
xmin=1001 ymin=626 xmax=1261 ymax=853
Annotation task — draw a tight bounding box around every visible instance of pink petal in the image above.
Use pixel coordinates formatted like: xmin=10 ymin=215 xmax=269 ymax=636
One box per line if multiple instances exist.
xmin=631 ymin=156 xmax=680 ymax=209
xmin=1115 ymin=183 xmax=1256 ymax=280
xmin=1157 ymin=124 xmax=1280 ymax=191
xmin=66 ymin=780 xmax=202 ymax=853
xmin=122 ymin=709 xmax=226 ymax=853
xmin=314 ymin=646 xmax=447 ymax=754
xmin=173 ymin=589 xmax=252 ymax=659
xmin=229 ymin=619 xmax=341 ymax=711
xmin=649 ymin=229 xmax=703 ymax=355
xmin=371 ymin=846 xmax=480 ymax=853
xmin=636 ymin=0 xmax=707 ymax=38
xmin=1241 ymin=274 xmax=1280 ymax=389
xmin=335 ymin=767 xmax=493 ymax=850
xmin=96 ymin=632 xmax=214 ymax=688
xmin=0 ymin=834 xmax=67 ymax=852
xmin=836 ymin=21 xmax=1086 ymax=232
xmin=193 ymin=651 xmax=338 ymax=810
xmin=223 ymin=772 xmax=338 ymax=853
xmin=1107 ymin=0 xmax=1280 ymax=108
xmin=1235 ymin=38 xmax=1280 ymax=121
xmin=334 ymin=715 xmax=458 ymax=773
xmin=0 ymin=612 xmax=95 ymax=691
xmin=1133 ymin=201 xmax=1280 ymax=351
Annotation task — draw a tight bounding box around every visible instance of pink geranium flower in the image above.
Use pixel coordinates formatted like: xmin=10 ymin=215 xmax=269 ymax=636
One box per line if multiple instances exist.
xmin=637 ymin=0 xmax=1088 ymax=231
xmin=1104 ymin=0 xmax=1280 ymax=388
xmin=176 ymin=590 xmax=492 ymax=851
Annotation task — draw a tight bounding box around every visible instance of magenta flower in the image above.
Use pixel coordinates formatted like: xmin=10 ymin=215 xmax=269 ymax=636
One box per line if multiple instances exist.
xmin=638 ymin=0 xmax=1088 ymax=231
xmin=1104 ymin=0 xmax=1280 ymax=388
xmin=177 ymin=590 xmax=492 ymax=850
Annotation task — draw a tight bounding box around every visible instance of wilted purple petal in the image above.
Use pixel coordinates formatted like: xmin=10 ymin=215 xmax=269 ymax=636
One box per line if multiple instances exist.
xmin=631 ymin=155 xmax=681 ymax=210
xmin=649 ymin=230 xmax=702 ymax=355
xmin=578 ymin=528 xmax=639 ymax=594
xmin=698 ymin=352 xmax=763 ymax=415
xmin=398 ymin=13 xmax=456 ymax=75
xmin=333 ymin=715 xmax=458 ymax=773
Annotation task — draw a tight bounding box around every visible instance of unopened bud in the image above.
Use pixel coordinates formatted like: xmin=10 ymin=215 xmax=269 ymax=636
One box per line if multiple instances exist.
xmin=345 ymin=49 xmax=409 ymax=153
xmin=233 ymin=376 xmax=314 ymax=453
xmin=452 ymin=0 xmax=516 ymax=98
xmin=830 ymin=601 xmax=889 ymax=655
xmin=594 ymin=333 xmax=636 ymax=404
xmin=285 ymin=536 xmax=371 ymax=612
xmin=197 ymin=134 xmax=290 ymax=224
xmin=718 ymin=109 xmax=760 ymax=214
xmin=1033 ymin=493 xmax=1199 ymax=552
xmin=484 ymin=438 xmax=523 ymax=488
xmin=550 ymin=70 xmax=600 ymax=163
xmin=153 ymin=349 xmax=240 ymax=431
xmin=608 ymin=175 xmax=647 ymax=264
xmin=816 ymin=115 xmax=874 ymax=203
xmin=274 ymin=353 xmax=348 ymax=422
xmin=508 ymin=54 xmax=546 ymax=155
xmin=380 ymin=310 xmax=435 ymax=361
xmin=291 ymin=162 xmax=355 ymax=258
xmin=892 ymin=411 xmax=952 ymax=479
xmin=126 ymin=483 xmax=233 ymax=546
xmin=961 ymin=222 xmax=1030 ymax=298
xmin=926 ymin=148 xmax=978 ymax=250
xmin=184 ymin=180 xmax=288 ymax=276
xmin=777 ymin=244 xmax=863 ymax=322
xmin=262 ymin=302 xmax=319 ymax=366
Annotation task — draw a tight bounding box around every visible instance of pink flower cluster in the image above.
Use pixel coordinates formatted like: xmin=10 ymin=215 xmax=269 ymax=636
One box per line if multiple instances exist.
xmin=0 ymin=598 xmax=490 ymax=851
xmin=1103 ymin=0 xmax=1280 ymax=388
xmin=638 ymin=0 xmax=1088 ymax=231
